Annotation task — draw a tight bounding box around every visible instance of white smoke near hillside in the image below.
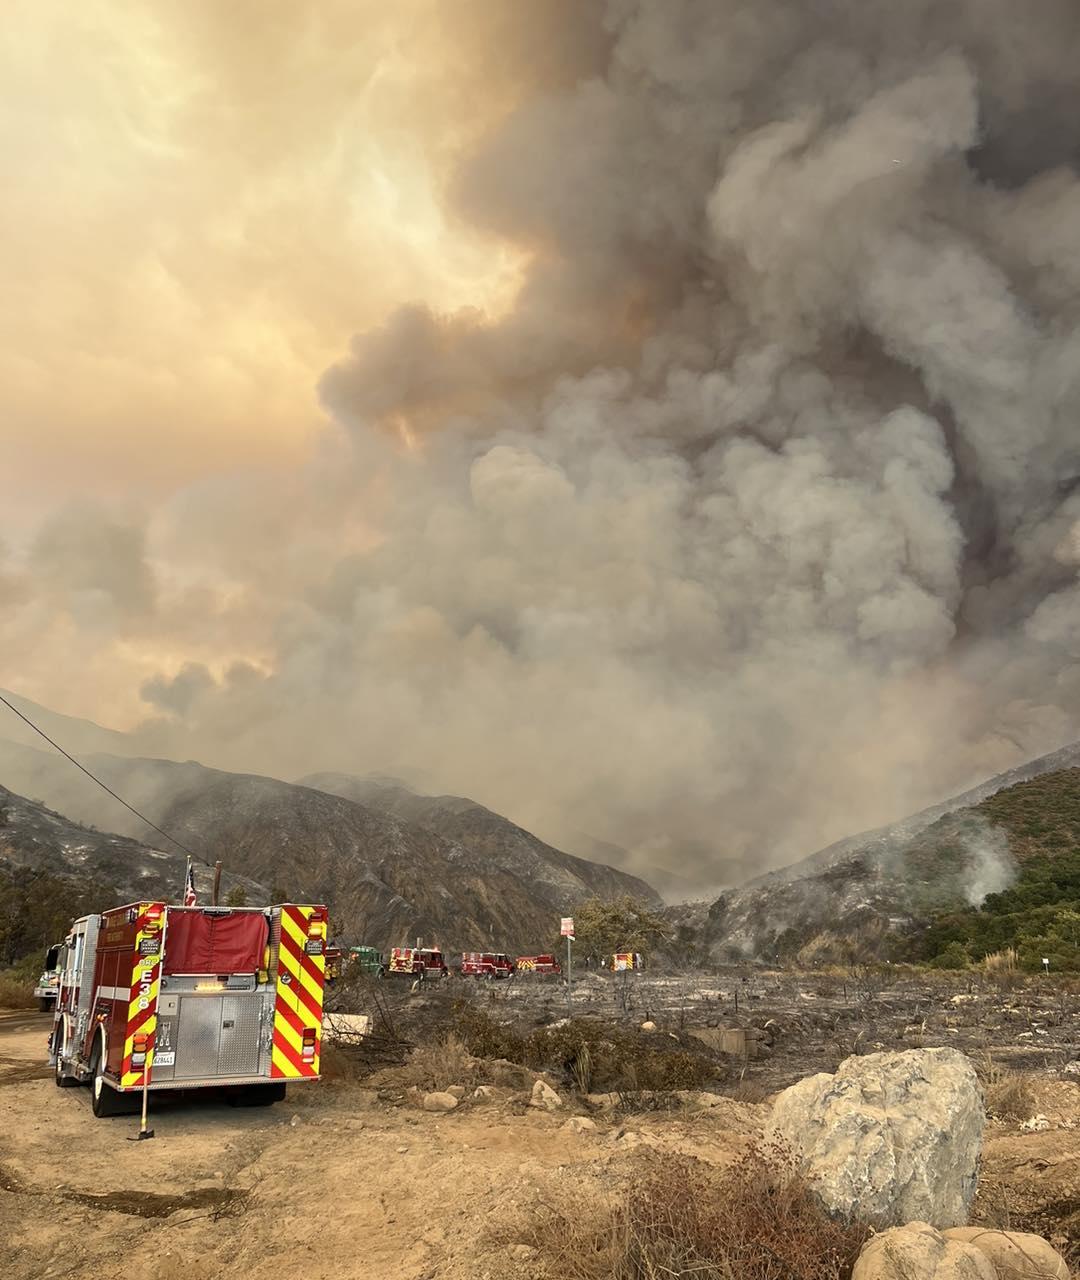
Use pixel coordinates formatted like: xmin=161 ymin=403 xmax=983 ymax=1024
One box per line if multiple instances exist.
xmin=960 ymin=823 xmax=1017 ymax=907
xmin=6 ymin=1 xmax=1080 ymax=894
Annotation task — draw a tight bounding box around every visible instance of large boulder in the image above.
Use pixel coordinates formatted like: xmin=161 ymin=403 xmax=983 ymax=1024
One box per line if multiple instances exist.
xmin=853 ymin=1222 xmax=997 ymax=1280
xmin=943 ymin=1229 xmax=1069 ymax=1280
xmin=771 ymin=1048 xmax=983 ymax=1228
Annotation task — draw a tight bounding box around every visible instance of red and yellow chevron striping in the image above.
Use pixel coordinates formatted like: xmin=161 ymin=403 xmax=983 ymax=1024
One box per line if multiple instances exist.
xmin=121 ymin=902 xmax=165 ymax=1088
xmin=271 ymin=905 xmax=327 ymax=1079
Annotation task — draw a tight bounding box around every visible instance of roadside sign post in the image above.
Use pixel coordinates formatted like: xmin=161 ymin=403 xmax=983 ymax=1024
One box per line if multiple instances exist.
xmin=561 ymin=918 xmax=574 ymax=1018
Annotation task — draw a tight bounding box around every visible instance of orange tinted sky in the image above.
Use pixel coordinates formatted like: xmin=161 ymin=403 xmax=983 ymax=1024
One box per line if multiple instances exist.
xmin=1 ymin=0 xmax=519 ymax=519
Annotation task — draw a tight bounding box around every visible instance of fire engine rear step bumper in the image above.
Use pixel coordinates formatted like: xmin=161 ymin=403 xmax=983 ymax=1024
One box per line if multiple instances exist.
xmin=103 ymin=1072 xmax=319 ymax=1092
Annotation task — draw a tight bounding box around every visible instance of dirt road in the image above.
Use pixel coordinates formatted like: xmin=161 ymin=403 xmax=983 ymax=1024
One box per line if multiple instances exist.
xmin=0 ymin=1011 xmax=756 ymax=1280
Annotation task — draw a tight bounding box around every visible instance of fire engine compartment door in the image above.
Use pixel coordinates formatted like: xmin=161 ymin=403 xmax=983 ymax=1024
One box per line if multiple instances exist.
xmin=168 ymin=994 xmax=263 ymax=1080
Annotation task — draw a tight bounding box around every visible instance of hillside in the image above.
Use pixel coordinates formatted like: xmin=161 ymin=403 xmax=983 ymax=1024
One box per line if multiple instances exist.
xmin=299 ymin=772 xmax=663 ymax=910
xmin=704 ymin=766 xmax=1080 ymax=968
xmin=0 ymin=742 xmax=658 ymax=954
xmin=0 ymin=783 xmax=183 ymax=893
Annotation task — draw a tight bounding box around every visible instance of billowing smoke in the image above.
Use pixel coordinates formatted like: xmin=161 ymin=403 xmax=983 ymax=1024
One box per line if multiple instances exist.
xmin=6 ymin=1 xmax=1080 ymax=896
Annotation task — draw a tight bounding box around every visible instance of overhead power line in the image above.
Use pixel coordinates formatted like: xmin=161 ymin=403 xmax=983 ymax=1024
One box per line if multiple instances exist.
xmin=0 ymin=691 xmax=210 ymax=866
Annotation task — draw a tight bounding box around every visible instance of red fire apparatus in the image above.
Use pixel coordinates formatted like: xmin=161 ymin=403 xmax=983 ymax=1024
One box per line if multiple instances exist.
xmin=515 ymin=954 xmax=562 ymax=976
xmin=49 ymin=900 xmax=329 ymax=1117
xmin=387 ymin=946 xmax=448 ymax=980
xmin=460 ymin=951 xmax=514 ymax=979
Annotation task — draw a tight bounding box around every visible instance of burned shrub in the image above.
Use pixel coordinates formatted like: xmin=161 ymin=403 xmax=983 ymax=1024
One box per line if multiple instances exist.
xmin=513 ymin=1146 xmax=870 ymax=1280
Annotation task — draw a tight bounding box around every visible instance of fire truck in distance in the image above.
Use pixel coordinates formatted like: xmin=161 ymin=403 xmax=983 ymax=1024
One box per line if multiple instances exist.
xmin=387 ymin=946 xmax=448 ymax=980
xmin=460 ymin=951 xmax=514 ymax=979
xmin=34 ymin=942 xmax=63 ymax=1011
xmin=49 ymin=900 xmax=328 ymax=1117
xmin=515 ymin=954 xmax=562 ymax=976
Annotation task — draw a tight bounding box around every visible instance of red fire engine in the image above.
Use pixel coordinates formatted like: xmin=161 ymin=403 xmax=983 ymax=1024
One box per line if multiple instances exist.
xmin=387 ymin=946 xmax=448 ymax=980
xmin=515 ymin=954 xmax=562 ymax=975
xmin=460 ymin=951 xmax=514 ymax=979
xmin=49 ymin=900 xmax=328 ymax=1117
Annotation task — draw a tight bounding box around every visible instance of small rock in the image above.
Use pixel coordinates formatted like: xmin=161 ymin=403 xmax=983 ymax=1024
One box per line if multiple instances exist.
xmin=853 ymin=1222 xmax=996 ymax=1280
xmin=529 ymin=1080 xmax=563 ymax=1111
xmin=422 ymin=1091 xmax=459 ymax=1113
xmin=562 ymin=1116 xmax=597 ymax=1134
xmin=640 ymin=1020 xmax=657 ymax=1033
xmin=473 ymin=1085 xmax=498 ymax=1100
xmin=1019 ymin=1114 xmax=1050 ymax=1132
xmin=396 ymin=1145 xmax=409 ymax=1154
xmin=446 ymin=1085 xmax=466 ymax=1100
xmin=507 ymin=1244 xmax=537 ymax=1262
xmin=943 ymin=1229 xmax=1069 ymax=1280
xmin=585 ymin=1092 xmax=618 ymax=1109
xmin=289 ymin=1114 xmax=301 ymax=1128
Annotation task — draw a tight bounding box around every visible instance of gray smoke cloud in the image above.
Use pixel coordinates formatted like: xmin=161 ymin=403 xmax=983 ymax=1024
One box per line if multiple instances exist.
xmin=8 ymin=0 xmax=1080 ymax=896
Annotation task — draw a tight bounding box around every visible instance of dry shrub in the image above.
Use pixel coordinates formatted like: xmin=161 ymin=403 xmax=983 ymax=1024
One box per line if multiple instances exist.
xmin=985 ymin=1072 xmax=1037 ymax=1121
xmin=319 ymin=1038 xmax=370 ymax=1086
xmin=983 ymin=948 xmax=1019 ymax=973
xmin=516 ymin=1147 xmax=869 ymax=1280
xmin=0 ymin=973 xmax=36 ymax=1010
xmin=453 ymin=1003 xmax=526 ymax=1063
xmin=408 ymin=1032 xmax=476 ymax=1092
xmin=977 ymin=1054 xmax=1037 ymax=1121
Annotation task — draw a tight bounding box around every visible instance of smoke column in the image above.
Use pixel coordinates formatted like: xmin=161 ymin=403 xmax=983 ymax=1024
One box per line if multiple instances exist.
xmin=8 ymin=1 xmax=1080 ymax=895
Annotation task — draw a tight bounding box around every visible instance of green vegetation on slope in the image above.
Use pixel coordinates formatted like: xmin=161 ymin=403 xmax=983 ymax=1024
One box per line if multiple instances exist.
xmin=914 ymin=849 xmax=1080 ymax=970
xmin=904 ymin=769 xmax=1080 ymax=970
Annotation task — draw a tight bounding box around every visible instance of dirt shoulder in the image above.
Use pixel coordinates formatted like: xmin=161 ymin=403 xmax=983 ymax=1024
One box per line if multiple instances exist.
xmin=3 ymin=1008 xmax=1077 ymax=1280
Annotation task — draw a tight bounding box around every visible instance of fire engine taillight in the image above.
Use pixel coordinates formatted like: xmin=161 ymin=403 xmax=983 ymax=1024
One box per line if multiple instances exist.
xmin=131 ymin=1031 xmax=154 ymax=1068
xmin=301 ymin=1028 xmax=317 ymax=1063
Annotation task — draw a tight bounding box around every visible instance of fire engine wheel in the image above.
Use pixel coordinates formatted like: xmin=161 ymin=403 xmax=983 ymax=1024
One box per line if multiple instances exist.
xmin=90 ymin=1038 xmax=129 ymax=1117
xmin=54 ymin=1048 xmax=78 ymax=1088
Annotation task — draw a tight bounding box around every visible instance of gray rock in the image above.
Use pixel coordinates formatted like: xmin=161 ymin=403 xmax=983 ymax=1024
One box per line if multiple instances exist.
xmin=562 ymin=1116 xmax=597 ymax=1134
xmin=771 ymin=1048 xmax=983 ymax=1228
xmin=446 ymin=1085 xmax=466 ymax=1099
xmin=422 ymin=1091 xmax=459 ymax=1112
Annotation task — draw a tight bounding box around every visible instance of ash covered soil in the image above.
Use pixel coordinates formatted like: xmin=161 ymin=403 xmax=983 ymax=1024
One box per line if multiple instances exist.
xmin=1 ymin=968 xmax=1078 ymax=1280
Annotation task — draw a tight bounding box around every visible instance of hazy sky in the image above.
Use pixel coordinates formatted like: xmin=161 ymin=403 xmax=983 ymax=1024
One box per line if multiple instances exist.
xmin=1 ymin=1 xmax=520 ymax=513
xmin=5 ymin=1 xmax=1080 ymax=895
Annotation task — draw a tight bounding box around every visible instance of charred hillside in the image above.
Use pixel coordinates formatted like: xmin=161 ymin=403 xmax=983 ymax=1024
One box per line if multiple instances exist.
xmin=299 ymin=772 xmax=663 ymax=911
xmin=705 ymin=760 xmax=1080 ymax=965
xmin=0 ymin=741 xmax=658 ymax=953
xmin=0 ymin=783 xmax=183 ymax=902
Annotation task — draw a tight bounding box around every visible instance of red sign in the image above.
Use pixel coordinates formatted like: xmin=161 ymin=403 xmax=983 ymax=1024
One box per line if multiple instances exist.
xmin=560 ymin=917 xmax=574 ymax=938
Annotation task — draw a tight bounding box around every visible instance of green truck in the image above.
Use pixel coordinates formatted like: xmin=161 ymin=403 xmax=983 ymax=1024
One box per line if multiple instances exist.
xmin=348 ymin=946 xmax=386 ymax=978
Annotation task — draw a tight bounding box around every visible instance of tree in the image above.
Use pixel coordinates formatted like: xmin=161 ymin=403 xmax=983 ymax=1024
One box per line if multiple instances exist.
xmin=224 ymin=885 xmax=248 ymax=908
xmin=565 ymin=896 xmax=670 ymax=966
xmin=929 ymin=941 xmax=971 ymax=970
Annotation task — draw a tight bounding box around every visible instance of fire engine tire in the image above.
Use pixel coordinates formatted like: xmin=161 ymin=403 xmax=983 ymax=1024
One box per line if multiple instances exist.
xmin=228 ymin=1083 xmax=286 ymax=1106
xmin=39 ymin=997 xmax=54 ymax=1013
xmin=90 ymin=1038 xmax=131 ymax=1117
xmin=55 ymin=1051 xmax=78 ymax=1088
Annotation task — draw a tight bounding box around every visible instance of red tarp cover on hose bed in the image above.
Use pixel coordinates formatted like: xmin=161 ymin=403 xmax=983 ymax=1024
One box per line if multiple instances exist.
xmin=163 ymin=910 xmax=268 ymax=974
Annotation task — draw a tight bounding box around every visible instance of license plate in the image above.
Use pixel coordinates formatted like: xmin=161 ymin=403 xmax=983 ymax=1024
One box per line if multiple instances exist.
xmin=153 ymin=1051 xmax=175 ymax=1066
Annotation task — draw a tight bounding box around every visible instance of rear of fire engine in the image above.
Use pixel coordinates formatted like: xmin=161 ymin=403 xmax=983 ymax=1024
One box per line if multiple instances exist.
xmin=49 ymin=902 xmax=328 ymax=1116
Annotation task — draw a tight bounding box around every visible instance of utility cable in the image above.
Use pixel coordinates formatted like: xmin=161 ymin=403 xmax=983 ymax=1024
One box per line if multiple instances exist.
xmin=0 ymin=691 xmax=211 ymax=866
